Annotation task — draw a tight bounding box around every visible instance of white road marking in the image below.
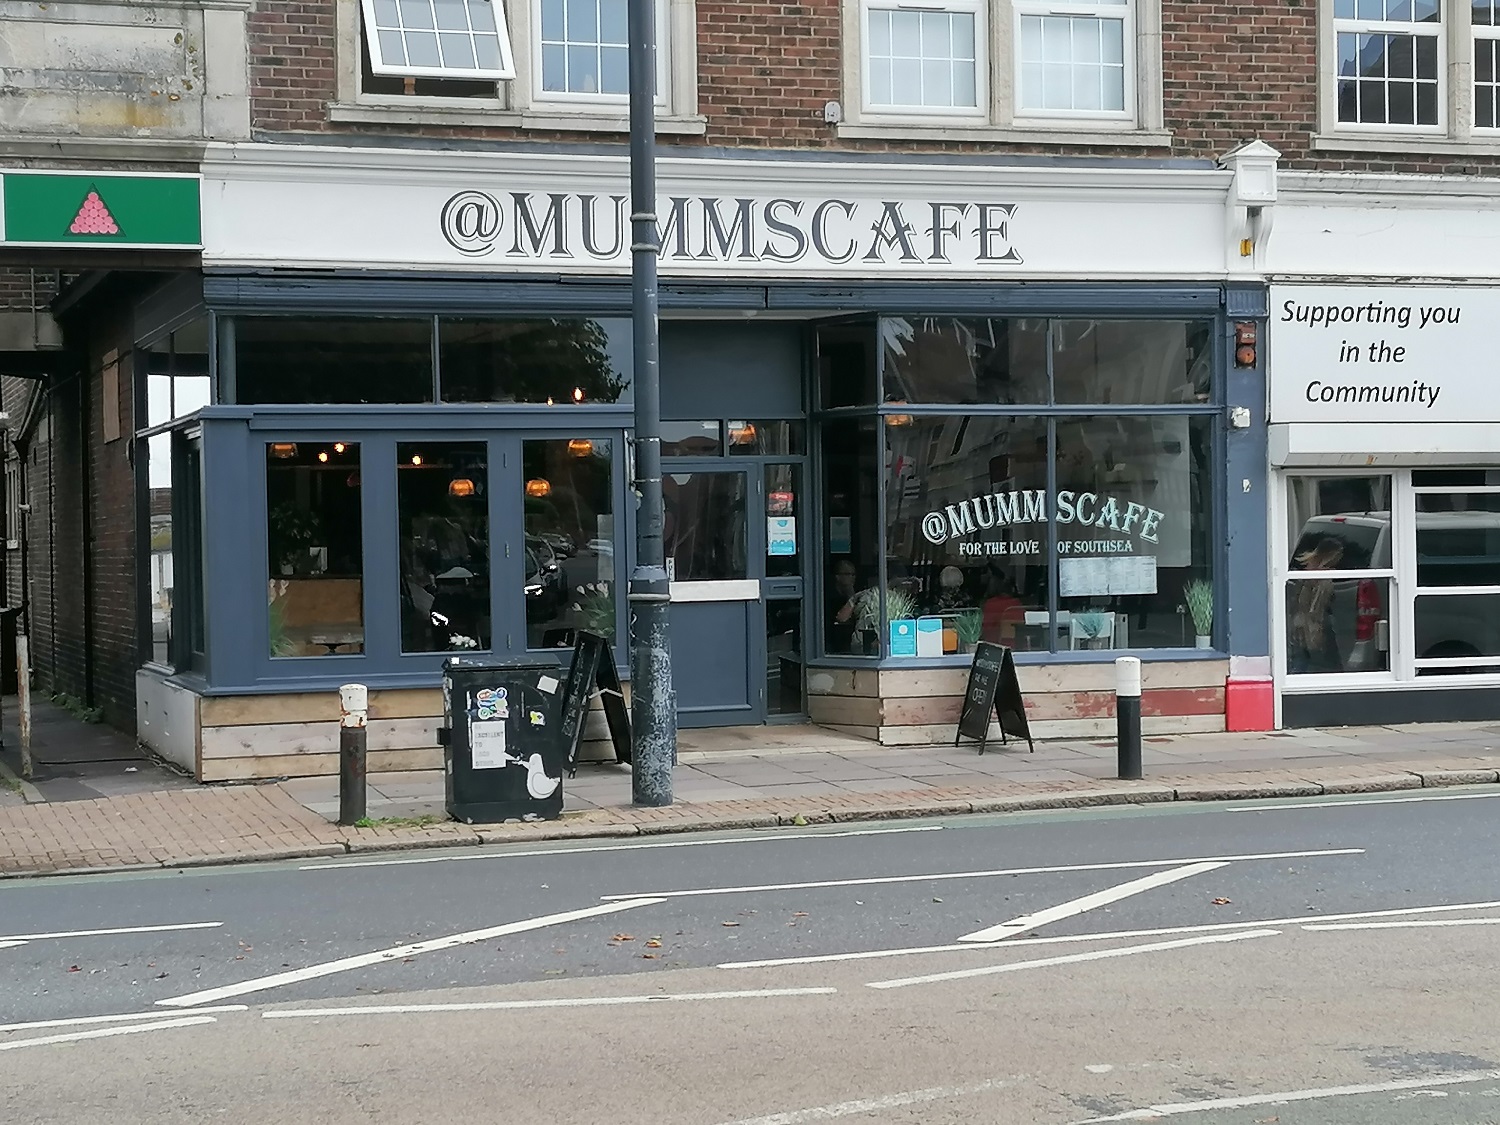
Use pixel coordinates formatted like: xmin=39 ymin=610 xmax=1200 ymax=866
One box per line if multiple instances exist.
xmin=1304 ymin=917 xmax=1500 ymax=931
xmin=154 ymin=898 xmax=664 ymax=1009
xmin=717 ymin=897 xmax=1500 ymax=970
xmin=866 ymin=930 xmax=1280 ymax=990
xmin=601 ymin=848 xmax=1363 ymax=901
xmin=957 ymin=862 xmax=1227 ymax=943
xmin=300 ymin=825 xmax=944 ymax=870
xmin=1074 ymin=1069 xmax=1500 ymax=1121
xmin=0 ymin=1016 xmax=218 ymax=1052
xmin=0 ymin=1006 xmax=249 ymax=1034
xmin=261 ymin=987 xmax=836 ymax=1019
xmin=0 ymin=922 xmax=223 ymax=942
xmin=0 ymin=940 xmax=26 ymax=951
xmin=1232 ymin=790 xmax=1500 ymax=813
xmin=712 ymin=1078 xmax=1009 ymax=1125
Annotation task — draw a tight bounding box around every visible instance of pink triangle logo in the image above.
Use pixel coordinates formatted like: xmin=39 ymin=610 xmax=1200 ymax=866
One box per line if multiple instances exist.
xmin=69 ymin=188 xmax=121 ymax=236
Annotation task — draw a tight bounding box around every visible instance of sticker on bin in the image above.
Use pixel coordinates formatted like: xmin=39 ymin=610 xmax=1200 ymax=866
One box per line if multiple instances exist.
xmin=537 ymin=675 xmax=559 ymax=694
xmin=475 ymin=687 xmax=509 ymax=720
xmin=528 ymin=710 xmax=546 ymax=727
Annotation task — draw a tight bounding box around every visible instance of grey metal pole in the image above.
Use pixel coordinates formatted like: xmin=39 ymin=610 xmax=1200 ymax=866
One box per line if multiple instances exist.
xmin=338 ymin=683 xmax=368 ymax=825
xmin=1115 ymin=656 xmax=1142 ymax=780
xmin=626 ymin=0 xmax=675 ymax=807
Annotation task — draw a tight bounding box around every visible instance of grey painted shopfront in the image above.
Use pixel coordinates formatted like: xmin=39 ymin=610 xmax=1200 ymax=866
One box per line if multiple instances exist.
xmin=130 ymin=144 xmax=1275 ymax=779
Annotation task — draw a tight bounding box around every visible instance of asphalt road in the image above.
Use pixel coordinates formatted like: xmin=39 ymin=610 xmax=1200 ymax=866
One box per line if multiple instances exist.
xmin=3 ymin=787 xmax=1500 ymax=1123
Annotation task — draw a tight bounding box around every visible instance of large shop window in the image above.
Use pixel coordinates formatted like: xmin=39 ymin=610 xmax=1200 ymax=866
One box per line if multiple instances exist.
xmin=1282 ymin=469 xmax=1500 ymax=681
xmin=398 ymin=442 xmax=491 ymax=654
xmin=820 ymin=316 xmax=1217 ymax=660
xmin=522 ymin=437 xmax=617 ymax=650
xmin=266 ymin=442 xmax=366 ymax=658
xmin=1283 ymin=474 xmax=1393 ymax=676
xmin=439 ymin=318 xmax=632 ymax=404
xmin=1412 ymin=469 xmax=1500 ymax=674
xmin=238 ymin=319 xmax=434 ymax=405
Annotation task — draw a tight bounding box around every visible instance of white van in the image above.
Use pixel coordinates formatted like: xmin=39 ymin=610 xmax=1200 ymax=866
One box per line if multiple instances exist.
xmin=1290 ymin=510 xmax=1500 ymax=672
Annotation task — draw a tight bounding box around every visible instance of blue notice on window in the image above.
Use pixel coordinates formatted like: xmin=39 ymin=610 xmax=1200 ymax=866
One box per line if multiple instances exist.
xmin=889 ymin=619 xmax=917 ymax=657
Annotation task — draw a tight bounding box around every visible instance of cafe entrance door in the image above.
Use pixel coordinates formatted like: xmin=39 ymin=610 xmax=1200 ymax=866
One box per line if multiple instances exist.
xmin=665 ymin=460 xmax=806 ymax=727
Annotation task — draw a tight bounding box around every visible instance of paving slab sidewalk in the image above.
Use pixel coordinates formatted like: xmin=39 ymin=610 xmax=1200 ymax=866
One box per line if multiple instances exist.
xmin=3 ymin=723 xmax=1500 ymax=877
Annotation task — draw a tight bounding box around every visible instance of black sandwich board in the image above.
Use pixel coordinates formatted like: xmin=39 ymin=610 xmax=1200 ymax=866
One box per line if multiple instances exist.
xmin=955 ymin=641 xmax=1034 ymax=755
xmin=560 ymin=630 xmax=632 ymax=775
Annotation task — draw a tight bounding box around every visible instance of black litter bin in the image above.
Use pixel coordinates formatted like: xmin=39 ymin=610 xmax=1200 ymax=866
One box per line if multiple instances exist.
xmin=442 ymin=655 xmax=566 ymax=824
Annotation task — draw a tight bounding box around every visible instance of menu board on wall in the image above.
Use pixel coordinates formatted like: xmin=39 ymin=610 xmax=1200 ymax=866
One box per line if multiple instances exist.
xmin=1059 ymin=555 xmax=1158 ymax=598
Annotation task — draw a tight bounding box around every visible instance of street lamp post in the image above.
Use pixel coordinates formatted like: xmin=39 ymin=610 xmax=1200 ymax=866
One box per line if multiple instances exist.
xmin=626 ymin=0 xmax=675 ymax=806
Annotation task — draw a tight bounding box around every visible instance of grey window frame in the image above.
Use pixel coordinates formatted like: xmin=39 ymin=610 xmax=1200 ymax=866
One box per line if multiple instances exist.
xmin=809 ymin=296 xmax=1229 ymax=666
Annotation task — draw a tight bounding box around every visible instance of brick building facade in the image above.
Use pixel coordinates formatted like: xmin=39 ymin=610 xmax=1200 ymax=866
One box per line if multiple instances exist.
xmin=5 ymin=0 xmax=1500 ymax=764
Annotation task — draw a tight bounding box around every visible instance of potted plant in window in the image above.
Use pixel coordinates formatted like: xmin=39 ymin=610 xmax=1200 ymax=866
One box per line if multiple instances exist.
xmin=954 ymin=608 xmax=984 ymax=655
xmin=1184 ymin=579 xmax=1214 ymax=649
xmin=268 ymin=503 xmax=323 ymax=576
xmin=853 ymin=586 xmax=918 ymax=656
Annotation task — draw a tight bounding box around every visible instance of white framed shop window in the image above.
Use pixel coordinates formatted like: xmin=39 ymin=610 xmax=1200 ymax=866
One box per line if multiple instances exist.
xmin=1316 ymin=0 xmax=1500 ymax=154
xmin=839 ymin=0 xmax=1167 ymax=146
xmin=332 ymin=0 xmax=704 ymax=133
xmin=1273 ymin=467 xmax=1500 ymax=694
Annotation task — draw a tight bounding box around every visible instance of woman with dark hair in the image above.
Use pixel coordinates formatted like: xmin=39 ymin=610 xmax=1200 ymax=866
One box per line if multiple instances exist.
xmin=1289 ymin=537 xmax=1344 ymax=673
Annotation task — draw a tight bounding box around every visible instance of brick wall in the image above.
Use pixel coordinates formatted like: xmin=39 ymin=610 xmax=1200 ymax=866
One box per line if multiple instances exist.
xmin=2 ymin=292 xmax=137 ymax=729
xmin=85 ymin=324 xmax=139 ymax=730
xmin=244 ymin=0 xmax=1500 ymax=175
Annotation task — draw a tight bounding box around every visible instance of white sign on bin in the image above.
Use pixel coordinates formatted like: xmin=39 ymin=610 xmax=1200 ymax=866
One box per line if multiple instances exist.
xmin=470 ymin=719 xmax=509 ymax=770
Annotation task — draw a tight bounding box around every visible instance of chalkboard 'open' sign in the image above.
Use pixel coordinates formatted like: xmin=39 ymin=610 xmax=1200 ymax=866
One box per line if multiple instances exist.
xmin=560 ymin=631 xmax=632 ymax=775
xmin=956 ymin=642 xmax=1033 ymax=755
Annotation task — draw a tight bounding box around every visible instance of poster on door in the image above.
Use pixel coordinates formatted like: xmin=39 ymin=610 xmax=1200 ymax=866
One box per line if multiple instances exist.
xmin=768 ymin=517 xmax=797 ymax=556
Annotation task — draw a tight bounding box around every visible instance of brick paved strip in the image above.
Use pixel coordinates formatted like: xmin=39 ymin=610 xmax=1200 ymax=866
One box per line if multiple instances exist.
xmin=4 ymin=758 xmax=1500 ymax=878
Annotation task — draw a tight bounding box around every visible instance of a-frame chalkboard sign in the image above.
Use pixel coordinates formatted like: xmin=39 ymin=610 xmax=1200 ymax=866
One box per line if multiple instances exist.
xmin=955 ymin=641 xmax=1033 ymax=755
xmin=560 ymin=631 xmax=632 ymax=775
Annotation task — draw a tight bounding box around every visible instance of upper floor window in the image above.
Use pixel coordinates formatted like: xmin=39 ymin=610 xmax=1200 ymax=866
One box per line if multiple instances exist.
xmin=539 ymin=0 xmax=630 ymax=98
xmin=1333 ymin=0 xmax=1441 ymax=129
xmin=343 ymin=0 xmax=699 ymax=128
xmin=865 ymin=2 xmax=984 ymax=112
xmin=1016 ymin=0 xmax=1131 ymax=116
xmin=1474 ymin=0 xmax=1500 ymax=126
xmin=843 ymin=0 xmax=1162 ymax=142
xmin=361 ymin=0 xmax=517 ymax=81
xmin=1322 ymin=0 xmax=1500 ymax=146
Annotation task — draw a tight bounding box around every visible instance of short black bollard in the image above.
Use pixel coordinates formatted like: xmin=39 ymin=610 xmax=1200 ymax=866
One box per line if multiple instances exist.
xmin=338 ymin=683 xmax=368 ymax=826
xmin=1116 ymin=656 xmax=1142 ymax=780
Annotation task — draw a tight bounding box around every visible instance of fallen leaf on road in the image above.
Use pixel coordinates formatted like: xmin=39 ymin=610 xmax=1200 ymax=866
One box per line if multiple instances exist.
xmin=645 ymin=939 xmax=662 ymax=948
xmin=722 ymin=921 xmax=740 ymax=927
xmin=543 ymin=969 xmax=566 ymax=976
xmin=933 ymin=898 xmax=943 ymax=903
xmin=1211 ymin=897 xmax=1232 ymax=905
xmin=67 ymin=966 xmax=80 ymax=973
xmin=612 ymin=933 xmax=635 ymax=942
xmin=642 ymin=953 xmax=659 ymax=959
xmin=792 ymin=912 xmax=808 ymax=918
xmin=155 ymin=972 xmax=169 ymax=979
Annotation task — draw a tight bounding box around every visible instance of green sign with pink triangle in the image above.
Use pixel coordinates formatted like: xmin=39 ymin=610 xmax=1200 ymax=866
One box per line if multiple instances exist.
xmin=2 ymin=171 xmax=200 ymax=248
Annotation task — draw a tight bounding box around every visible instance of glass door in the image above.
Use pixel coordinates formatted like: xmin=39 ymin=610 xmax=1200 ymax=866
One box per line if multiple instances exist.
xmin=764 ymin=462 xmax=806 ymax=718
xmin=664 ymin=466 xmax=761 ymax=726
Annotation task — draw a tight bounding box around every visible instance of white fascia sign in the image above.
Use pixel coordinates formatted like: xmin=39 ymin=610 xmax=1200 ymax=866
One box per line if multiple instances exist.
xmin=1269 ymin=284 xmax=1496 ymax=424
xmin=201 ymin=145 xmax=1231 ymax=280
